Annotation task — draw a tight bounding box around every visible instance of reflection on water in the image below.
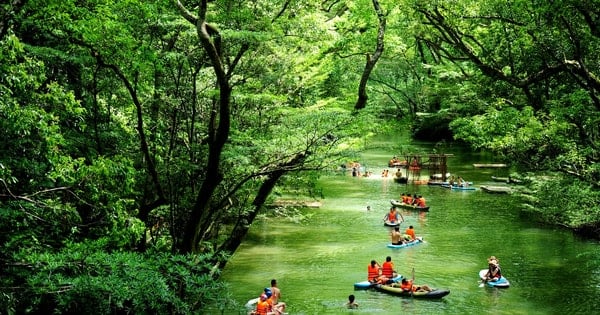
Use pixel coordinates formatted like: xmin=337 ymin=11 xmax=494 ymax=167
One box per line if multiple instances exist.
xmin=220 ymin=139 xmax=600 ymax=314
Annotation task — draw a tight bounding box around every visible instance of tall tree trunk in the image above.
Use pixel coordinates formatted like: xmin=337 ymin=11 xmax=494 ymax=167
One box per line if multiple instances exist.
xmin=176 ymin=0 xmax=232 ymax=253
xmin=354 ymin=0 xmax=386 ymax=110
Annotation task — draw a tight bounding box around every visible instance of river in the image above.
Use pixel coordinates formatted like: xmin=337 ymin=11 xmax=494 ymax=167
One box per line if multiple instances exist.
xmin=219 ymin=133 xmax=600 ymax=315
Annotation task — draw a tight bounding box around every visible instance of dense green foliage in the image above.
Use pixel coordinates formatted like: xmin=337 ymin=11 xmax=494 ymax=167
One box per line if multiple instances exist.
xmin=2 ymin=0 xmax=600 ymax=313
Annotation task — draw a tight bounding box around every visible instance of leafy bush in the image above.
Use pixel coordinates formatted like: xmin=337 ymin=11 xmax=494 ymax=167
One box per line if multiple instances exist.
xmin=1 ymin=242 xmax=228 ymax=314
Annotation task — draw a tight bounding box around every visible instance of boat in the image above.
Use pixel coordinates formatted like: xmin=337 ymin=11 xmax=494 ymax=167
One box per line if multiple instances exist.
xmin=384 ymin=220 xmax=401 ymax=227
xmin=354 ymin=274 xmax=402 ymax=289
xmin=430 ymin=173 xmax=451 ymax=180
xmin=390 ymin=200 xmax=430 ymax=211
xmin=473 ymin=163 xmax=507 ymax=168
xmin=374 ymin=284 xmax=450 ymax=299
xmin=480 ymin=185 xmax=512 ymax=194
xmin=388 ymin=160 xmax=408 ymax=168
xmin=479 ymin=269 xmax=510 ymax=288
xmin=441 ymin=184 xmax=477 ymax=191
xmin=394 ymin=177 xmax=408 ymax=184
xmin=387 ymin=238 xmax=423 ymax=249
xmin=245 ymin=297 xmax=259 ymax=309
xmin=491 ymin=176 xmax=523 ymax=184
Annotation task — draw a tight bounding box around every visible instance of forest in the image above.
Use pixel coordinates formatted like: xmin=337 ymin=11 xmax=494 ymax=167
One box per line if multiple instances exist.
xmin=1 ymin=0 xmax=600 ymax=313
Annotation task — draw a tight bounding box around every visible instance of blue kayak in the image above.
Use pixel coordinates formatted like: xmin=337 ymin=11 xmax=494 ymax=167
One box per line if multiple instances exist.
xmin=479 ymin=269 xmax=510 ymax=287
xmin=386 ymin=238 xmax=423 ymax=249
xmin=354 ymin=274 xmax=402 ymax=289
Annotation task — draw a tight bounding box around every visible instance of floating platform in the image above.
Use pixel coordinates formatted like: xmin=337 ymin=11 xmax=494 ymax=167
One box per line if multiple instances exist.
xmin=473 ymin=163 xmax=507 ymax=168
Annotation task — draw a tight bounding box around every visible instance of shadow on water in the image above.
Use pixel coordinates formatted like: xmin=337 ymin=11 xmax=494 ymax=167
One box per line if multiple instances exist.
xmin=219 ymin=135 xmax=600 ymax=315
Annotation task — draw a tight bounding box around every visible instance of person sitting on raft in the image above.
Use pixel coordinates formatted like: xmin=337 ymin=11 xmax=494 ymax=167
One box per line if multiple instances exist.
xmin=367 ymin=260 xmax=382 ymax=283
xmin=484 ymin=256 xmax=502 ymax=282
xmin=251 ymin=293 xmax=274 ymax=315
xmin=404 ymin=193 xmax=413 ymax=205
xmin=414 ymin=195 xmax=426 ymax=207
xmin=383 ymin=207 xmax=402 ymax=224
xmin=397 ymin=278 xmax=432 ymax=292
xmin=381 ymin=256 xmax=397 ymax=281
xmin=391 ymin=226 xmax=403 ymax=245
xmin=404 ymin=225 xmax=416 ymax=242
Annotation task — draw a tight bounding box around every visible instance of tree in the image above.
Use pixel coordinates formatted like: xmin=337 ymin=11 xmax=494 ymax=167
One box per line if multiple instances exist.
xmin=354 ymin=0 xmax=387 ymax=109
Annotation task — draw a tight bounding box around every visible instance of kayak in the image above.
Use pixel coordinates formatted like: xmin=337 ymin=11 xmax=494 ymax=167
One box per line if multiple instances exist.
xmin=354 ymin=274 xmax=402 ymax=289
xmin=245 ymin=297 xmax=259 ymax=309
xmin=479 ymin=269 xmax=510 ymax=288
xmin=387 ymin=238 xmax=423 ymax=249
xmin=480 ymin=185 xmax=513 ymax=194
xmin=390 ymin=199 xmax=430 ymax=211
xmin=374 ymin=284 xmax=450 ymax=299
xmin=441 ymin=184 xmax=476 ymax=191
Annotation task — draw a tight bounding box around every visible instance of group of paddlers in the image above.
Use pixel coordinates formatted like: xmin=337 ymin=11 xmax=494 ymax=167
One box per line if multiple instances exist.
xmin=249 ymin=279 xmax=287 ymax=315
xmin=367 ymin=257 xmax=432 ymax=292
xmin=399 ymin=193 xmax=426 ymax=207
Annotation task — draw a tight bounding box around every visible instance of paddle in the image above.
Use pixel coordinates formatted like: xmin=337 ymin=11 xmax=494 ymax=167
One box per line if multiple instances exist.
xmin=410 ymin=267 xmax=415 ymax=297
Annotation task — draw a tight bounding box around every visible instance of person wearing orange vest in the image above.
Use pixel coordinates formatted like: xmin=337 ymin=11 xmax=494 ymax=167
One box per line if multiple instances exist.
xmin=252 ymin=294 xmax=273 ymax=315
xmin=404 ymin=225 xmax=416 ymax=241
xmin=384 ymin=207 xmax=400 ymax=223
xmin=404 ymin=194 xmax=413 ymax=205
xmin=367 ymin=260 xmax=381 ymax=282
xmin=399 ymin=278 xmax=432 ymax=292
xmin=416 ymin=195 xmax=426 ymax=207
xmin=381 ymin=256 xmax=396 ymax=279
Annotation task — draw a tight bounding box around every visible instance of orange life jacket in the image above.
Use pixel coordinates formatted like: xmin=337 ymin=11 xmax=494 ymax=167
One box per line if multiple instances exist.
xmin=368 ymin=264 xmax=380 ymax=281
xmin=382 ymin=261 xmax=394 ymax=278
xmin=400 ymin=280 xmax=414 ymax=291
xmin=405 ymin=228 xmax=416 ymax=240
xmin=387 ymin=210 xmax=398 ymax=222
xmin=255 ymin=299 xmax=271 ymax=315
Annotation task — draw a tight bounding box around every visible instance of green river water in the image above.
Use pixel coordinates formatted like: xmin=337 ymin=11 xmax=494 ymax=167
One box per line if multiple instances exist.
xmin=219 ymin=133 xmax=600 ymax=315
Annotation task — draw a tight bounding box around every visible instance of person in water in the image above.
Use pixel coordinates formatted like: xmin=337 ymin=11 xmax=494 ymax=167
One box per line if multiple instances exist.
xmin=390 ymin=226 xmax=403 ymax=245
xmin=484 ymin=256 xmax=502 ymax=282
xmin=346 ymin=294 xmax=359 ymax=309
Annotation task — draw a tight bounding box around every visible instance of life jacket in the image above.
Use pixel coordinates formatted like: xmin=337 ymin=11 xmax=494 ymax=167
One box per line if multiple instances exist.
xmin=255 ymin=299 xmax=271 ymax=315
xmin=405 ymin=196 xmax=413 ymax=204
xmin=382 ymin=261 xmax=394 ymax=278
xmin=368 ymin=264 xmax=380 ymax=281
xmin=417 ymin=197 xmax=426 ymax=207
xmin=387 ymin=210 xmax=397 ymax=222
xmin=404 ymin=228 xmax=415 ymax=240
xmin=488 ymin=265 xmax=502 ymax=279
xmin=400 ymin=280 xmax=413 ymax=291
